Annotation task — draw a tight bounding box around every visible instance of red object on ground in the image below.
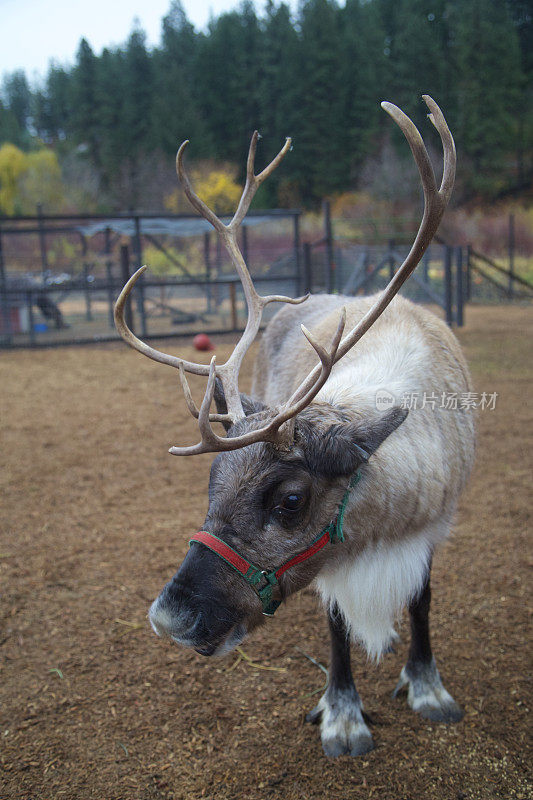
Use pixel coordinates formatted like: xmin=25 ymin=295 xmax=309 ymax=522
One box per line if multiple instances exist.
xmin=193 ymin=333 xmax=214 ymax=351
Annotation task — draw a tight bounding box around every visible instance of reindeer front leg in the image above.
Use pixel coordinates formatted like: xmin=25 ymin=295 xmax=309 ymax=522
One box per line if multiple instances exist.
xmin=306 ymin=604 xmax=374 ymax=757
xmin=393 ymin=567 xmax=464 ymax=722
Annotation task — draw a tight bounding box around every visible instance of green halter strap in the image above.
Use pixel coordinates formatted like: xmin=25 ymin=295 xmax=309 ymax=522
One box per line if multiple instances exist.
xmin=189 ymin=470 xmax=364 ymax=616
xmin=321 ymin=470 xmax=362 ymax=545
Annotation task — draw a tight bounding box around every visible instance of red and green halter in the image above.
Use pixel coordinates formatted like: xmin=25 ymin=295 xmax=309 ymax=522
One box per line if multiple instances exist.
xmin=189 ymin=471 xmax=363 ymax=616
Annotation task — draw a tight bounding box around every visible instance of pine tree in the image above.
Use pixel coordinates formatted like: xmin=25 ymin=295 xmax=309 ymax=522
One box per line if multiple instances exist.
xmin=195 ymin=2 xmax=263 ymax=163
xmin=256 ymin=1 xmax=301 ymax=204
xmin=338 ymin=0 xmax=387 ymax=183
xmin=380 ymin=0 xmax=450 ymax=126
xmin=505 ymin=0 xmax=533 ymax=186
xmin=31 ymin=88 xmax=51 ymax=141
xmin=122 ymin=24 xmax=154 ymax=160
xmin=0 ymin=100 xmax=27 ymax=148
xmin=70 ymin=39 xmax=101 ymax=168
xmin=291 ymin=0 xmax=344 ymax=201
xmin=451 ymin=0 xmax=524 ymax=196
xmin=2 ymin=70 xmax=31 ymax=131
xmin=118 ymin=24 xmax=155 ymax=207
xmin=152 ymin=1 xmax=210 ymax=158
xmin=96 ymin=48 xmax=126 ymax=189
xmin=46 ymin=66 xmax=73 ymax=141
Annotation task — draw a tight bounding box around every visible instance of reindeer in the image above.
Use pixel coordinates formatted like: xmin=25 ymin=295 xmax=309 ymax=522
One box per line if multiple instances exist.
xmin=115 ymin=96 xmax=475 ymax=757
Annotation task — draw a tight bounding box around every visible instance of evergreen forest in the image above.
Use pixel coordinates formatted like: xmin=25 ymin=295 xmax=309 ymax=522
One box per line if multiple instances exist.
xmin=0 ymin=0 xmax=531 ymax=214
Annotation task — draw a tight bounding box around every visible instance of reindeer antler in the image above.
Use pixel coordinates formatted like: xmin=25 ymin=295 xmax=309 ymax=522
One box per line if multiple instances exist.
xmin=114 ymin=131 xmax=309 ymax=438
xmin=115 ymin=96 xmax=456 ymax=456
xmin=286 ymin=94 xmax=456 ymax=408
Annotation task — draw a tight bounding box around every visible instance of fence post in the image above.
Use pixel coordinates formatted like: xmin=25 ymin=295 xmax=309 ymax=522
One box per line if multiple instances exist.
xmin=132 ymin=215 xmax=147 ymax=333
xmin=138 ymin=279 xmax=147 ymax=337
xmin=293 ymin=213 xmax=302 ymax=296
xmin=106 ymin=260 xmax=114 ymax=328
xmin=138 ymin=257 xmax=148 ymax=338
xmin=81 ymin=233 xmax=92 ymax=322
xmin=37 ymin=203 xmax=49 ymax=285
xmin=133 ymin=215 xmax=143 ymax=268
xmin=0 ymin=223 xmax=4 ymax=283
xmin=303 ymin=242 xmax=312 ymax=294
xmin=423 ymin=246 xmax=430 ymax=284
xmin=323 ymin=199 xmax=334 ymax=293
xmin=241 ymin=224 xmax=249 ymax=271
xmin=104 ymin=227 xmax=114 ymax=328
xmin=455 ymin=246 xmax=464 ymax=327
xmin=508 ymin=213 xmax=515 ymax=298
xmin=204 ymin=232 xmax=212 ymax=313
xmin=27 ymin=290 xmax=36 ymax=345
xmin=120 ymin=245 xmax=134 ymax=334
xmin=229 ymin=282 xmax=238 ymax=331
xmin=83 ymin=262 xmax=93 ymax=321
xmin=0 ymin=223 xmax=13 ymax=345
xmin=388 ymin=239 xmax=395 ymax=281
xmin=443 ymin=246 xmax=453 ymax=327
xmin=466 ymin=244 xmax=472 ymax=302
xmin=214 ymin=236 xmax=223 ymax=310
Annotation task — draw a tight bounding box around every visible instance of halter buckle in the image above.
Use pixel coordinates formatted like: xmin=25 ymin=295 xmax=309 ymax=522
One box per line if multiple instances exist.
xmin=249 ymin=569 xmax=280 ymax=616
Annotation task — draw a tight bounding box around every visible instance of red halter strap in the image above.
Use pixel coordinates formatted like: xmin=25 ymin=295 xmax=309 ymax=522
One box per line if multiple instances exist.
xmin=189 ymin=528 xmax=333 ymax=616
xmin=188 ymin=471 xmax=363 ymax=616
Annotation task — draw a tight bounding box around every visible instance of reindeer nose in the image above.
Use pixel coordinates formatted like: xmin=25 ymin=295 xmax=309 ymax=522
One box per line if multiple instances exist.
xmin=149 ymin=583 xmax=198 ymax=640
xmin=149 ymin=598 xmax=175 ymax=637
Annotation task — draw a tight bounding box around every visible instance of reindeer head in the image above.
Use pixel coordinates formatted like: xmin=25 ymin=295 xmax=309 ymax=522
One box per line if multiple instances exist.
xmin=115 ymin=96 xmax=455 ymax=656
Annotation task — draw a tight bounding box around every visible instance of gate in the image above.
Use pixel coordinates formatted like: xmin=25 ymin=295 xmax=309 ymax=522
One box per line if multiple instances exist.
xmin=302 ymin=236 xmax=467 ymax=327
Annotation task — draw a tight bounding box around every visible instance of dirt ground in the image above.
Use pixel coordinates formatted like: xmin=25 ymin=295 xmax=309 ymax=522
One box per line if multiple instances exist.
xmin=1 ymin=304 xmax=531 ymax=800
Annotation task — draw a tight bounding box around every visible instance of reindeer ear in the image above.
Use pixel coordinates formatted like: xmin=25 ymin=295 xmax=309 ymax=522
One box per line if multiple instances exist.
xmin=214 ymin=378 xmax=267 ymax=432
xmin=299 ymin=406 xmax=408 ymax=477
xmin=352 ymin=406 xmax=408 ymax=455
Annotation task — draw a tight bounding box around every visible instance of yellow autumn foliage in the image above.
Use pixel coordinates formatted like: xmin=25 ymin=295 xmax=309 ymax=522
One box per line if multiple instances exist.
xmin=193 ymin=170 xmax=242 ymax=214
xmin=18 ymin=149 xmax=64 ymax=213
xmin=165 ymin=164 xmax=242 ymax=216
xmin=0 ymin=143 xmax=65 ymax=215
xmin=0 ymin=143 xmax=27 ymax=215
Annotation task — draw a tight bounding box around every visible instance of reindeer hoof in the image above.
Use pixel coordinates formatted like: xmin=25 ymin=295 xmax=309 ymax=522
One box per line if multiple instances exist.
xmin=307 ymin=689 xmax=374 ymax=757
xmin=393 ymin=660 xmax=464 ymax=723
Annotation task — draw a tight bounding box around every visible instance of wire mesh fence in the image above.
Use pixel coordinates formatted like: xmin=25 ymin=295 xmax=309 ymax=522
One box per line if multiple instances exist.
xmin=303 ymin=239 xmax=463 ymax=324
xmin=1 ymin=208 xmax=531 ymax=349
xmin=0 ymin=211 xmax=301 ymax=348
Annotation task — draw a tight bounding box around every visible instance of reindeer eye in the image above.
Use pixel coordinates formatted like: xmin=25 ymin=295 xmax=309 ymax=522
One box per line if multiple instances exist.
xmin=270 ymin=483 xmax=309 ymax=525
xmin=280 ymin=493 xmax=305 ymax=512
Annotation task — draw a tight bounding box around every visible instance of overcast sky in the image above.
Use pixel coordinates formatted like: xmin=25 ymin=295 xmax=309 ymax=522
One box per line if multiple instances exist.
xmin=0 ymin=0 xmax=299 ymax=82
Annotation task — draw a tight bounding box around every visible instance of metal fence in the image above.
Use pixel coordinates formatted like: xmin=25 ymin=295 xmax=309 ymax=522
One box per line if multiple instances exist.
xmin=1 ymin=206 xmax=531 ymax=349
xmin=304 ymin=201 xmax=533 ymax=322
xmin=0 ymin=210 xmax=301 ymax=348
xmin=302 ymin=237 xmax=466 ymax=325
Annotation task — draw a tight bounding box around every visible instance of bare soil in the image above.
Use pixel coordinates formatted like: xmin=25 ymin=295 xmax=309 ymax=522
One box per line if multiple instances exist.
xmin=0 ymin=304 xmax=531 ymax=800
